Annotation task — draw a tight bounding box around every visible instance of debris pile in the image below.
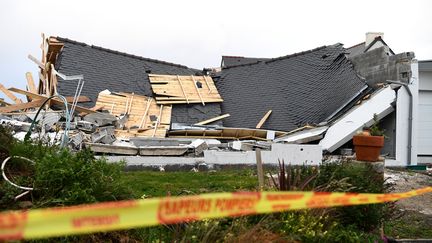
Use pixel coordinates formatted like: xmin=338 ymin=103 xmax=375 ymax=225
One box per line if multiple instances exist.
xmin=1 ymin=33 xmax=396 ymax=166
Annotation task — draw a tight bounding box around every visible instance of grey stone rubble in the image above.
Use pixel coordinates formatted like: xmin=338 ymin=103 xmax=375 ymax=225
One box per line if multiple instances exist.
xmin=0 ymin=106 xmax=324 ymax=171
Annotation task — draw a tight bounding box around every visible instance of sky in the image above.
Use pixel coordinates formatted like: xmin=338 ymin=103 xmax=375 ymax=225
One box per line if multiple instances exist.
xmin=0 ymin=0 xmax=431 ymax=102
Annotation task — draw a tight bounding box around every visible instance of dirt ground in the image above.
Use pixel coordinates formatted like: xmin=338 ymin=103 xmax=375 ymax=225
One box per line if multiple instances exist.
xmin=384 ymin=168 xmax=432 ymax=239
xmin=385 ymin=168 xmax=432 ymax=215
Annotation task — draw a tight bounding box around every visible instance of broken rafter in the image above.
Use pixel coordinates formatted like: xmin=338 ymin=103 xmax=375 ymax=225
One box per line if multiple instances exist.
xmin=152 ymin=105 xmax=163 ymax=137
xmin=0 ymin=99 xmax=45 ymax=113
xmin=149 ymin=74 xmax=223 ymax=105
xmin=139 ymin=98 xmax=152 ymax=129
xmin=8 ymin=88 xmax=95 ymax=114
xmin=28 ymin=54 xmax=45 ymax=70
xmin=26 ymin=72 xmax=37 ymax=94
xmin=256 ymin=110 xmax=272 ymax=129
xmin=195 ymin=114 xmax=230 ymax=125
xmin=191 ymin=75 xmax=205 ymax=106
xmin=0 ymin=84 xmax=22 ymax=104
xmin=176 ymin=75 xmax=189 ymax=104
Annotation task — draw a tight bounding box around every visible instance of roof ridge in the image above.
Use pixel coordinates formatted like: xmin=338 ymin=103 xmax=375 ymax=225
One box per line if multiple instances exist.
xmin=346 ymin=42 xmax=365 ymax=50
xmin=222 ymin=44 xmax=342 ymax=69
xmin=55 ymin=36 xmax=193 ymax=69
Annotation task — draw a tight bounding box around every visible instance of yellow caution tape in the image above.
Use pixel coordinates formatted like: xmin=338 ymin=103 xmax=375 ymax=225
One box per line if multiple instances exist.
xmin=1 ymin=187 xmax=431 ymax=240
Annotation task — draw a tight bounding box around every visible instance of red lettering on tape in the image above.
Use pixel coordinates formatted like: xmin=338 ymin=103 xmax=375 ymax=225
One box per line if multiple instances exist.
xmin=157 ymin=197 xmax=212 ymax=224
xmin=0 ymin=211 xmax=28 ymax=240
xmin=72 ymin=215 xmax=119 ymax=228
xmin=266 ymin=194 xmax=304 ymax=201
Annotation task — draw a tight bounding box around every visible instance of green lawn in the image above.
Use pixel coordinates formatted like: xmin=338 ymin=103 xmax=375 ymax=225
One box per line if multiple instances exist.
xmin=120 ymin=170 xmax=260 ymax=198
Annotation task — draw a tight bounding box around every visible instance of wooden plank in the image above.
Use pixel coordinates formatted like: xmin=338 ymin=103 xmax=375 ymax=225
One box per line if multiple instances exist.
xmin=203 ymin=75 xmax=212 ymax=94
xmin=8 ymin=88 xmax=96 ymax=114
xmin=195 ymin=114 xmax=230 ymax=125
xmin=139 ymin=98 xmax=152 ymax=129
xmin=94 ymin=91 xmax=171 ymax=138
xmin=28 ymin=54 xmax=45 ymax=70
xmin=149 ymin=74 xmax=223 ymax=105
xmin=176 ymin=75 xmax=188 ymax=103
xmin=191 ymin=75 xmax=205 ymax=105
xmin=256 ymin=110 xmax=273 ymax=129
xmin=0 ymin=84 xmax=22 ymax=104
xmin=0 ymin=98 xmax=11 ymax=106
xmin=26 ymin=72 xmax=37 ymax=93
xmin=64 ymin=96 xmax=91 ymax=103
xmin=0 ymin=99 xmax=45 ymax=113
xmin=152 ymin=105 xmax=163 ymax=137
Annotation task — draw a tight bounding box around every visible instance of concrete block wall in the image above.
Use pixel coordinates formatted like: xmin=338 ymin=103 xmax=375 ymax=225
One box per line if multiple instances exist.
xmin=349 ymin=46 xmax=415 ymax=87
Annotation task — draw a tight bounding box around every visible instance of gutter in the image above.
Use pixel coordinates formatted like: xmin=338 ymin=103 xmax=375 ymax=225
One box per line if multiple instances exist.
xmin=386 ymin=80 xmax=413 ymax=165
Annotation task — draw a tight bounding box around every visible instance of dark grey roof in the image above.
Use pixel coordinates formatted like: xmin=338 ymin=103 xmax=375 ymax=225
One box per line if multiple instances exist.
xmin=217 ymin=44 xmax=367 ymax=132
xmin=55 ymin=37 xmax=220 ymax=124
xmin=345 ymin=42 xmax=366 ymax=58
xmin=221 ymin=56 xmax=270 ymax=68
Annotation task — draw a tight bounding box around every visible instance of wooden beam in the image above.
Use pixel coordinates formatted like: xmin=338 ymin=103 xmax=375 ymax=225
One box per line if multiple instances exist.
xmin=0 ymin=84 xmax=22 ymax=104
xmin=64 ymin=96 xmax=91 ymax=103
xmin=255 ymin=148 xmax=264 ymax=190
xmin=0 ymin=99 xmax=45 ymax=113
xmin=195 ymin=114 xmax=230 ymax=125
xmin=256 ymin=110 xmax=272 ymax=129
xmin=203 ymin=75 xmax=212 ymax=94
xmin=152 ymin=105 xmax=163 ymax=137
xmin=139 ymin=98 xmax=152 ymax=129
xmin=28 ymin=54 xmax=45 ymax=70
xmin=26 ymin=72 xmax=37 ymax=93
xmin=191 ymin=75 xmax=205 ymax=106
xmin=176 ymin=75 xmax=189 ymax=104
xmin=0 ymin=98 xmax=11 ymax=106
xmin=8 ymin=88 xmax=95 ymax=114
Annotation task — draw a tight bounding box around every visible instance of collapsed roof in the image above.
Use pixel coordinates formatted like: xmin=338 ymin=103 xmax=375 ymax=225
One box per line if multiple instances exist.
xmin=216 ymin=44 xmax=367 ymax=132
xmin=53 ymin=37 xmax=222 ymax=125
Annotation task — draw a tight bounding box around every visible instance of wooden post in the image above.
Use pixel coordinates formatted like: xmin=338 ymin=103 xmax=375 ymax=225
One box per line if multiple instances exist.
xmin=255 ymin=148 xmax=264 ymax=190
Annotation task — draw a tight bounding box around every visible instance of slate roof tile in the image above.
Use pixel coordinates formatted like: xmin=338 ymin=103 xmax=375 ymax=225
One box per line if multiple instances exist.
xmin=54 ymin=37 xmax=220 ymax=124
xmin=217 ymin=44 xmax=367 ymax=132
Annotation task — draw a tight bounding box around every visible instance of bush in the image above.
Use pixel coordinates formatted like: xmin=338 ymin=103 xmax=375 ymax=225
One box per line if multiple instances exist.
xmin=317 ymin=160 xmax=387 ymax=232
xmin=0 ymin=127 xmax=130 ymax=210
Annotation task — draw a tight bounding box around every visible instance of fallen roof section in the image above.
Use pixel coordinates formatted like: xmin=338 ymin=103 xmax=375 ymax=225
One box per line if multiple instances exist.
xmin=149 ymin=74 xmax=223 ymax=105
xmin=217 ymin=44 xmax=367 ymax=132
xmin=49 ymin=37 xmax=222 ymax=125
xmin=319 ymin=86 xmax=396 ymax=152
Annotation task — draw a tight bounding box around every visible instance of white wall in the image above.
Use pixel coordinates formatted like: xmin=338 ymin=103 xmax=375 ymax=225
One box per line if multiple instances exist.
xmin=419 ymin=71 xmax=432 ymax=91
xmin=319 ymin=86 xmax=396 ymax=153
xmin=386 ymin=61 xmax=418 ymax=166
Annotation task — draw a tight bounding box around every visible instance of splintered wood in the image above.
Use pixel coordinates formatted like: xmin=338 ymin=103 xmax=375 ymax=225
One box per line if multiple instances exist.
xmin=94 ymin=91 xmax=172 ymax=138
xmin=149 ymin=74 xmax=223 ymax=105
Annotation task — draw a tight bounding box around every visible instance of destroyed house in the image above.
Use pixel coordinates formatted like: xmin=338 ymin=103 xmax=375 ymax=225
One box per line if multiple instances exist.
xmin=215 ymin=44 xmax=368 ymax=132
xmin=50 ymin=37 xmax=222 ymax=125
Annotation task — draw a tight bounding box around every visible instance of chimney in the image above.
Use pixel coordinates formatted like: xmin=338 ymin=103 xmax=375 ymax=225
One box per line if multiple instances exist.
xmin=365 ymin=32 xmax=384 ymax=46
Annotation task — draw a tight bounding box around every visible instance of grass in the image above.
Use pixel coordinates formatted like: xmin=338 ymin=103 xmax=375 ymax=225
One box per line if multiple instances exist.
xmin=384 ymin=210 xmax=432 ymax=239
xmin=120 ymin=169 xmax=260 ymax=198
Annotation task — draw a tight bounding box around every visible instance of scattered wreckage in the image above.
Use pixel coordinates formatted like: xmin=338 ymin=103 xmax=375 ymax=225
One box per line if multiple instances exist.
xmin=0 ymin=33 xmax=418 ymax=167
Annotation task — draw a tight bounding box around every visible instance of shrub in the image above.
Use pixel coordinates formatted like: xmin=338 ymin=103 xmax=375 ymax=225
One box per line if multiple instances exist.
xmin=0 ymin=127 xmax=131 ymax=210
